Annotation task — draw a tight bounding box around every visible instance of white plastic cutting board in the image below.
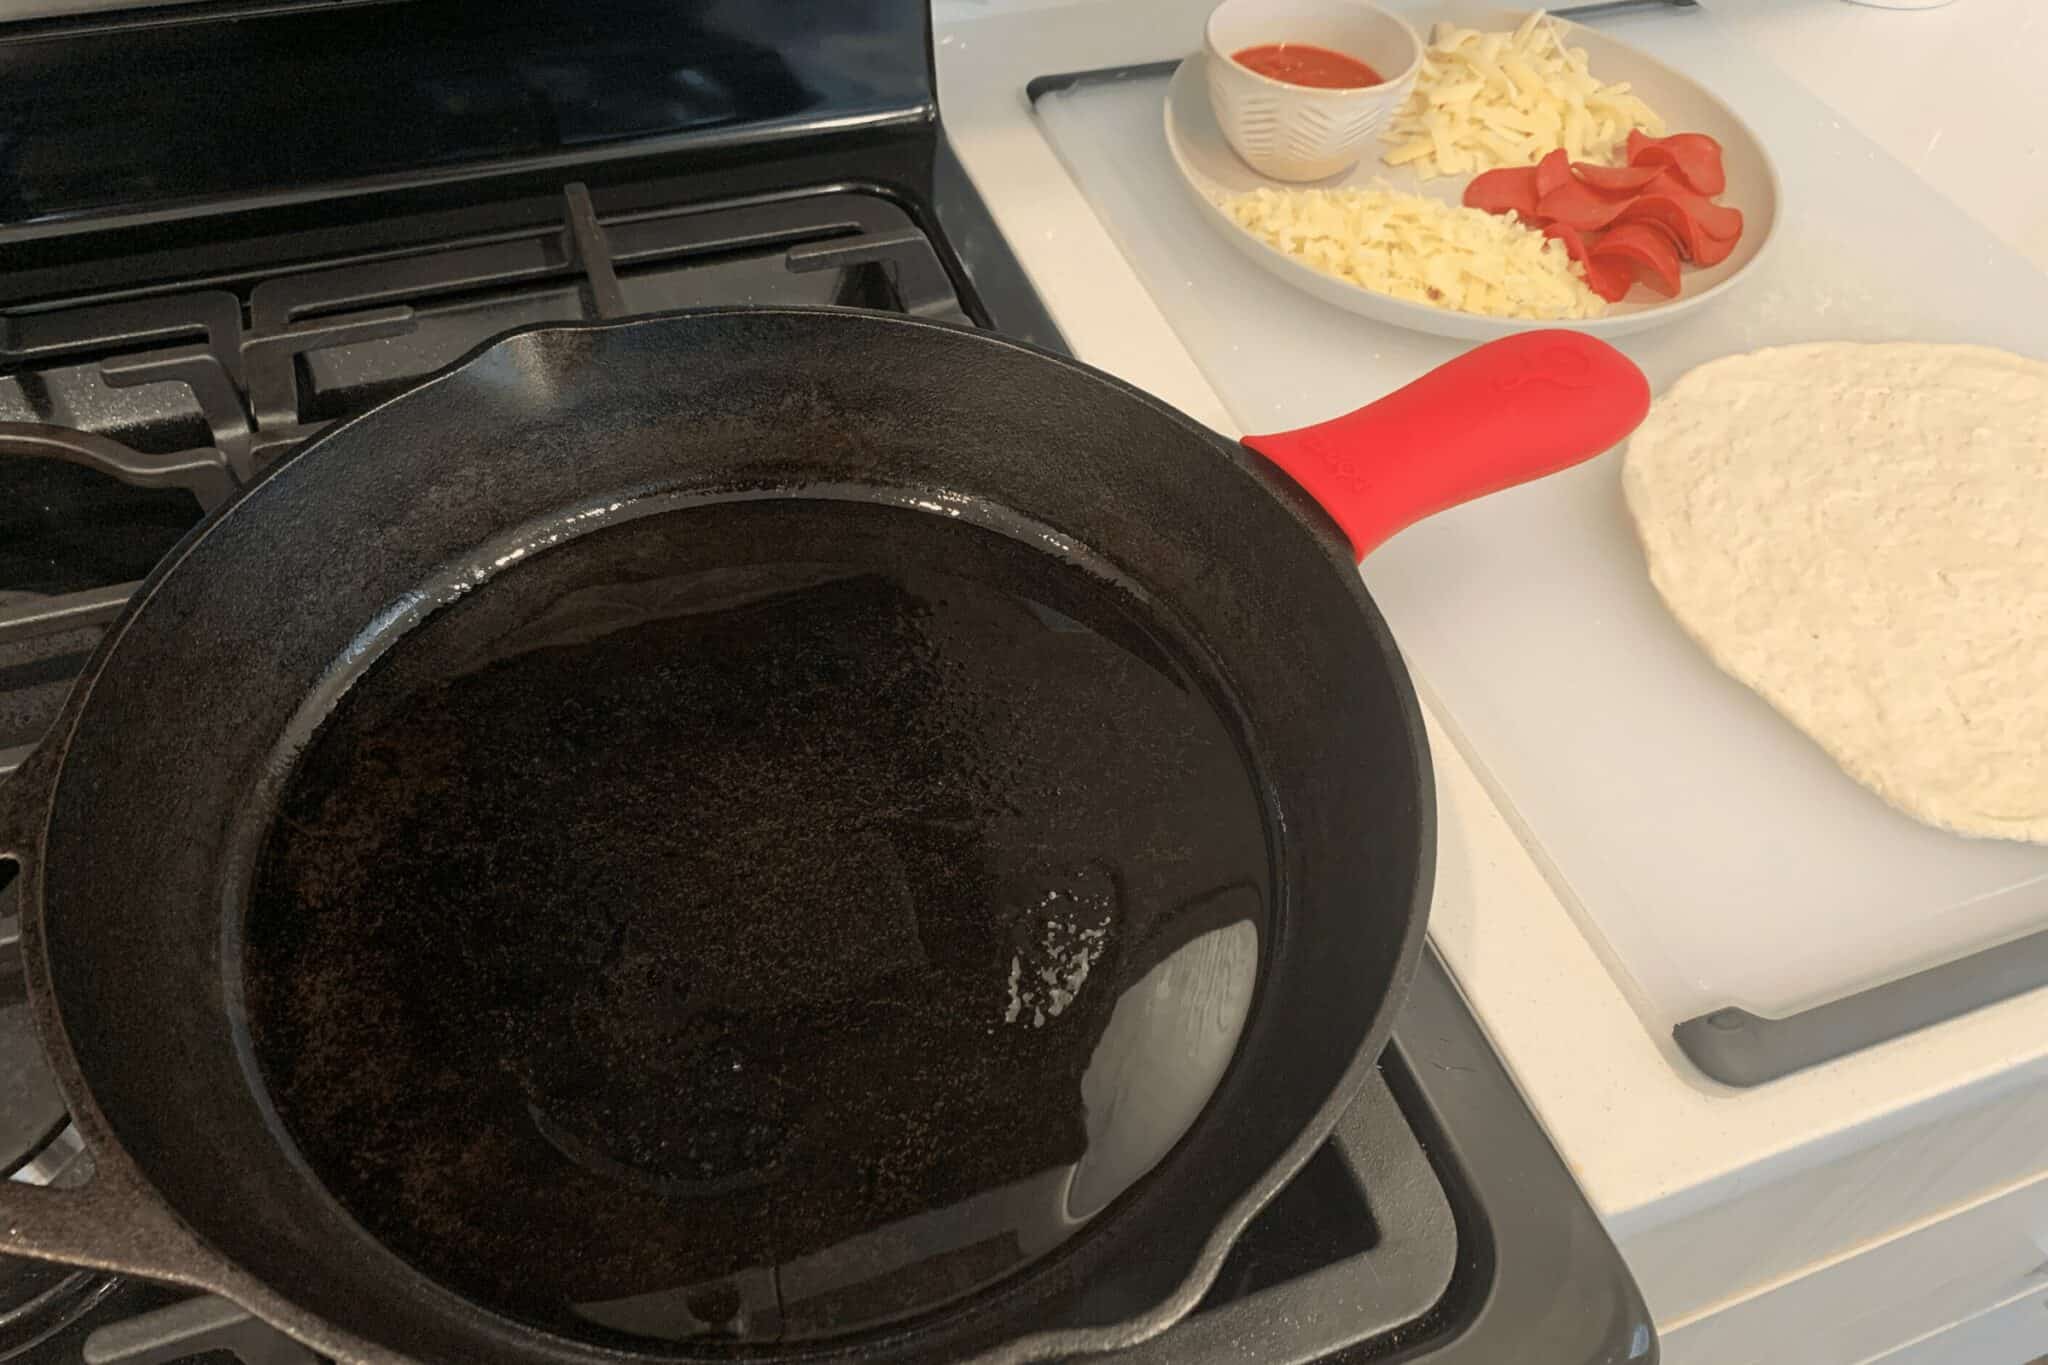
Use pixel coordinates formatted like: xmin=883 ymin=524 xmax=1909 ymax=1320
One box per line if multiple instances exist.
xmin=1035 ymin=2 xmax=2048 ymax=1028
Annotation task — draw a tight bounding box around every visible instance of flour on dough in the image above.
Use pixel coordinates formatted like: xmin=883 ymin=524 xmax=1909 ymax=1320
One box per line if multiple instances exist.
xmin=1623 ymin=342 xmax=2048 ymax=842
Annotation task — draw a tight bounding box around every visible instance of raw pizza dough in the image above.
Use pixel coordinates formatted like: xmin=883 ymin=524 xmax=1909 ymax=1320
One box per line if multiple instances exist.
xmin=1623 ymin=342 xmax=2048 ymax=843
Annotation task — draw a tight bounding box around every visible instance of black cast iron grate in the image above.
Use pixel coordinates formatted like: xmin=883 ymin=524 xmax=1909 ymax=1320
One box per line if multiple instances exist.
xmin=0 ymin=179 xmax=970 ymax=781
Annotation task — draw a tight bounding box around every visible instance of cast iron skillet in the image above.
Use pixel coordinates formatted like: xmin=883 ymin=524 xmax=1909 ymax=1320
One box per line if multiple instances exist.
xmin=0 ymin=309 xmax=1646 ymax=1364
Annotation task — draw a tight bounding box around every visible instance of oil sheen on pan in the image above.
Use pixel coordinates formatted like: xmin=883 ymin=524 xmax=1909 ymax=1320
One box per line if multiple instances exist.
xmin=240 ymin=496 xmax=1274 ymax=1346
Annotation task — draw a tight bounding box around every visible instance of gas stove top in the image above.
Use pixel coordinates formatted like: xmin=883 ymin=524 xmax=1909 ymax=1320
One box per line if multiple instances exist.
xmin=0 ymin=179 xmax=999 ymax=779
xmin=0 ymin=2 xmax=1652 ymax=1360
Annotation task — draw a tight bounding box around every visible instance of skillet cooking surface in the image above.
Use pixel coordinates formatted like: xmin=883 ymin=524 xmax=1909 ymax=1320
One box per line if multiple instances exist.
xmin=242 ymin=495 xmax=1274 ymax=1346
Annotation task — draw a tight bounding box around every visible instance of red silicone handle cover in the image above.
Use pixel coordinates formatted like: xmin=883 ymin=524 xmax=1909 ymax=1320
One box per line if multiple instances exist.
xmin=1241 ymin=331 xmax=1652 ymax=560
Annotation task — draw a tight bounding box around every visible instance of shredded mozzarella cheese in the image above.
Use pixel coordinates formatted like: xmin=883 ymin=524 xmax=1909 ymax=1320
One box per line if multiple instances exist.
xmin=1219 ymin=186 xmax=1607 ymax=320
xmin=1382 ymin=12 xmax=1666 ymax=179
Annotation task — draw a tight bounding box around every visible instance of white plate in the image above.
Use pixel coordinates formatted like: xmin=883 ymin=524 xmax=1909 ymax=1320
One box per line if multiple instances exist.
xmin=1163 ymin=6 xmax=1782 ymax=340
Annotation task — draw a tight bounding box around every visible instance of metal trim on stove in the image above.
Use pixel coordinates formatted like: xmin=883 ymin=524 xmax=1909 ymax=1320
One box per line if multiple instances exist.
xmin=931 ymin=137 xmax=1066 ymax=354
xmin=81 ymin=1294 xmax=319 ymax=1365
xmin=1394 ymin=950 xmax=1657 ymax=1364
xmin=0 ymin=0 xmax=403 ymax=45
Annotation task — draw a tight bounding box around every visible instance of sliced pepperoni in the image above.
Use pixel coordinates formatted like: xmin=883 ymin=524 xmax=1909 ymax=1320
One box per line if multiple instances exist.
xmin=1536 ymin=177 xmax=1632 ymax=232
xmin=1632 ymin=218 xmax=1689 ymax=263
xmin=1580 ymin=253 xmax=1635 ymax=303
xmin=1612 ymin=197 xmax=1704 ymax=262
xmin=1613 ymin=193 xmax=1743 ymax=264
xmin=1458 ymin=135 xmax=1745 ymax=300
xmin=1570 ymin=162 xmax=1663 ymax=195
xmin=1543 ymin=221 xmax=1629 ymax=300
xmin=1463 ymin=165 xmax=1543 ymax=221
xmin=1666 ymin=186 xmax=1742 ymax=241
xmin=1690 ymin=224 xmax=1740 ymax=268
xmin=1541 ymin=221 xmax=1590 ymax=262
xmin=1625 ymin=130 xmax=1727 ymax=196
xmin=1634 ymin=168 xmax=1692 ymax=198
xmin=1588 ymin=221 xmax=1683 ymax=297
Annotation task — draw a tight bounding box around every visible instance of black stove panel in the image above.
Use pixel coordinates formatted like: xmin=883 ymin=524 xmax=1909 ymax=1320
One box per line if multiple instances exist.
xmin=0 ymin=0 xmax=932 ymax=227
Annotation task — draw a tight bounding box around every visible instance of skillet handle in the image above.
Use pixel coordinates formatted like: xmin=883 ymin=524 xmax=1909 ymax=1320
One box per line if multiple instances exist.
xmin=0 ymin=1173 xmax=217 ymax=1286
xmin=0 ymin=752 xmax=228 ymax=1288
xmin=1241 ymin=330 xmax=1650 ymax=560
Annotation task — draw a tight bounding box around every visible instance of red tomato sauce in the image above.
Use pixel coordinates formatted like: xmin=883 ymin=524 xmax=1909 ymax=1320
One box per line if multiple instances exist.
xmin=1230 ymin=43 xmax=1383 ymax=89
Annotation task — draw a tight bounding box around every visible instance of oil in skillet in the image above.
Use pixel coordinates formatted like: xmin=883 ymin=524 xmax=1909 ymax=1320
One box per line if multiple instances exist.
xmin=241 ymin=498 xmax=1271 ymax=1345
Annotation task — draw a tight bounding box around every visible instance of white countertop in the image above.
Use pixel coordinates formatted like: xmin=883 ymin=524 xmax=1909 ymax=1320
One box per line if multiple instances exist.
xmin=1714 ymin=0 xmax=2048 ymax=272
xmin=931 ymin=0 xmax=2048 ymax=1333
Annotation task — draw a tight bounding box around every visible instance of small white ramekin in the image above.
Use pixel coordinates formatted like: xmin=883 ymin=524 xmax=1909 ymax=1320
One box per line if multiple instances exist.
xmin=1203 ymin=0 xmax=1423 ymax=183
